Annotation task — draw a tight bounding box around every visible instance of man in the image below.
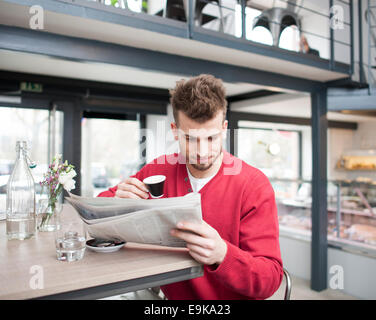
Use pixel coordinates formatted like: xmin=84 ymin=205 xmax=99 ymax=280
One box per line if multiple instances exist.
xmin=98 ymin=74 xmax=283 ymax=300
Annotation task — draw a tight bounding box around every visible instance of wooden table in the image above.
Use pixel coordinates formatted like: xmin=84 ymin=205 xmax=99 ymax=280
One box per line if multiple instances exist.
xmin=0 ymin=204 xmax=203 ymax=300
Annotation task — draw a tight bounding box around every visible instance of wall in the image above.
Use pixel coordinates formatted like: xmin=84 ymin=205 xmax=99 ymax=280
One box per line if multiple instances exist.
xmin=301 ymin=126 xmax=312 ymax=179
xmin=329 ymin=120 xmax=376 ymax=181
xmin=280 ymin=234 xmax=376 ymax=299
xmin=327 ymin=127 xmax=354 ymax=180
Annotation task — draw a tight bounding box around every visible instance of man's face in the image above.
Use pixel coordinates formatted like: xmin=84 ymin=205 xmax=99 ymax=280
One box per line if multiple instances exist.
xmin=171 ymin=111 xmax=228 ymax=172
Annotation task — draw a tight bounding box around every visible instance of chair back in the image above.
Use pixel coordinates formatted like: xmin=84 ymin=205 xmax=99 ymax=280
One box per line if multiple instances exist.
xmin=283 ymin=268 xmax=292 ymax=300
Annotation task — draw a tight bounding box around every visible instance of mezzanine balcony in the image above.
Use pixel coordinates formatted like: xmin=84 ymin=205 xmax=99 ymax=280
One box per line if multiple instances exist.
xmin=0 ymin=0 xmax=356 ymax=87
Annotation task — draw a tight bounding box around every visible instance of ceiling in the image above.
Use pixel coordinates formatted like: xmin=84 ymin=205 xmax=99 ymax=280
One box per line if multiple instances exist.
xmin=0 ymin=49 xmax=279 ymax=96
xmin=231 ymin=93 xmax=376 ymax=123
xmin=0 ymin=49 xmax=371 ymax=123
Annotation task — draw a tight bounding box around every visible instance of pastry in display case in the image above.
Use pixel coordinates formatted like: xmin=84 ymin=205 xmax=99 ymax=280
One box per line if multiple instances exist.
xmin=345 ymin=224 xmax=376 ymax=245
xmin=336 ymin=149 xmax=376 ymax=170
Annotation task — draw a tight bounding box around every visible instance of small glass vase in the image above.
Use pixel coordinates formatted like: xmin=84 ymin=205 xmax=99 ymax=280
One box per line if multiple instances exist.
xmin=37 ymin=199 xmax=62 ymax=232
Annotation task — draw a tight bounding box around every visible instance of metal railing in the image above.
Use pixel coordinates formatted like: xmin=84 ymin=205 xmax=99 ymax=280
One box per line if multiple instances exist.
xmin=366 ymin=0 xmax=376 ymax=93
xmin=63 ymin=0 xmax=355 ymax=72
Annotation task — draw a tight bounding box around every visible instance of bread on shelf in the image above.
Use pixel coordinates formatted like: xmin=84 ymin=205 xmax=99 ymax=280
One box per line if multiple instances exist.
xmin=337 ymin=155 xmax=376 ymax=170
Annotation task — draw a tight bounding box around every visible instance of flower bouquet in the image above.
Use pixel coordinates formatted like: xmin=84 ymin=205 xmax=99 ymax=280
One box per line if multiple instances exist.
xmin=38 ymin=154 xmax=76 ymax=232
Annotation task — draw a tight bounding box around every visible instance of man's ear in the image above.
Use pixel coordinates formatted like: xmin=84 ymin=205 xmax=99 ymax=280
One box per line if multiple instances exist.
xmin=222 ymin=120 xmax=228 ymax=140
xmin=171 ymin=122 xmax=179 ymax=141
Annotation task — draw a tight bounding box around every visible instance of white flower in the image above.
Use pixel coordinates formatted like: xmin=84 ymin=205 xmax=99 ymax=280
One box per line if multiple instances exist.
xmin=63 ymin=179 xmax=76 ymax=192
xmin=58 ymin=169 xmax=77 ymax=191
xmin=68 ymin=169 xmax=77 ymax=179
xmin=58 ymin=169 xmax=76 ymax=183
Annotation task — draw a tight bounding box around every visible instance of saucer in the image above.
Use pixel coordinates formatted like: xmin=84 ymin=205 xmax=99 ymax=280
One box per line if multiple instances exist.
xmin=86 ymin=239 xmax=126 ymax=253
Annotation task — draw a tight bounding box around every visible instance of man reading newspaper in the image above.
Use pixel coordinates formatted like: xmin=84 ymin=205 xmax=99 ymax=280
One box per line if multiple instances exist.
xmin=98 ymin=74 xmax=283 ymax=300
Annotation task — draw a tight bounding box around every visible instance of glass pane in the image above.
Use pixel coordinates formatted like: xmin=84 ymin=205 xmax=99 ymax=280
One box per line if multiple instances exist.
xmin=237 ymin=125 xmax=310 ymax=236
xmin=275 ymin=180 xmax=312 ymax=235
xmin=329 ymin=180 xmax=376 ymax=249
xmin=0 ymin=106 xmax=63 ymax=215
xmin=248 ymin=26 xmax=273 ymax=46
xmin=279 ymin=25 xmax=300 ymax=52
xmin=199 ymin=0 xmax=238 ymax=37
xmin=237 ymin=127 xmax=300 ymax=179
xmin=95 ymin=0 xmax=143 ymax=12
xmin=81 ymin=117 xmax=142 ymax=197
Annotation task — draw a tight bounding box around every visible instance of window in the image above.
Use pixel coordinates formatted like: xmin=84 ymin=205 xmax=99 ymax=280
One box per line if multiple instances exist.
xmin=248 ymin=26 xmax=274 ymax=46
xmin=279 ymin=25 xmax=300 ymax=52
xmin=237 ymin=127 xmax=301 ymax=179
xmin=0 ymin=106 xmax=63 ymax=213
xmin=237 ymin=125 xmax=304 ymax=226
xmin=235 ymin=6 xmax=273 ymax=45
xmin=101 ymin=0 xmax=143 ymax=12
xmin=81 ymin=117 xmax=142 ymax=197
xmin=246 ymin=7 xmax=273 ymax=45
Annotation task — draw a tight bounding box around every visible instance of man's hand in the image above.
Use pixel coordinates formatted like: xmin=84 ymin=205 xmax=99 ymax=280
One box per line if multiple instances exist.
xmin=115 ymin=177 xmax=149 ymax=199
xmin=170 ymin=220 xmax=227 ymax=266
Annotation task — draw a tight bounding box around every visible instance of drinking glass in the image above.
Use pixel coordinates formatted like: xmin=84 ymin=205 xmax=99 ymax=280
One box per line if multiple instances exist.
xmin=55 ymin=219 xmax=86 ymax=262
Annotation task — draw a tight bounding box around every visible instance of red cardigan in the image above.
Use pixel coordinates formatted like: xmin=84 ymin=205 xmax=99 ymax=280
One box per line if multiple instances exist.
xmin=97 ymin=151 xmax=283 ymax=300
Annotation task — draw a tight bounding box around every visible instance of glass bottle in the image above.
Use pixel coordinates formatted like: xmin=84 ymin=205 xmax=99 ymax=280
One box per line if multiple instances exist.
xmin=6 ymin=141 xmax=36 ymax=240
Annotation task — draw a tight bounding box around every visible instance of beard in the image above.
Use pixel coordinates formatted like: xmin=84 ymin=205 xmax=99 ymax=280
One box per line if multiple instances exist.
xmin=188 ymin=146 xmax=223 ymax=172
xmin=191 ymin=162 xmax=213 ymax=171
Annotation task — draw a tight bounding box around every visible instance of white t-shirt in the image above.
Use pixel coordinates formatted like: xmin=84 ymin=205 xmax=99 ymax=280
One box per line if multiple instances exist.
xmin=186 ymin=166 xmax=216 ymax=193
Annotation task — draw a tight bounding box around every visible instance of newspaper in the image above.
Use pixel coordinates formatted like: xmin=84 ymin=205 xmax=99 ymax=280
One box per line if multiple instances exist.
xmin=65 ymin=192 xmax=202 ymax=247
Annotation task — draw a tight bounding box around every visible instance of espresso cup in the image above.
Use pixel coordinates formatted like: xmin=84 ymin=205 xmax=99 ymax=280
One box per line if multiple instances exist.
xmin=143 ymin=175 xmax=166 ymax=198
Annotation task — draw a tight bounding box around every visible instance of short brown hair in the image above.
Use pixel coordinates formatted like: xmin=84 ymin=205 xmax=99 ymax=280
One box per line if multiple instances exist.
xmin=170 ymin=74 xmax=227 ymax=124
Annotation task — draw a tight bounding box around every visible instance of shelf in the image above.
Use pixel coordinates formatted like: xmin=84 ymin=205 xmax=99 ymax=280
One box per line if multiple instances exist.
xmin=279 ymin=199 xmax=376 ymax=218
xmin=335 ymin=167 xmax=376 ymax=171
xmin=327 ymin=207 xmax=376 ymax=218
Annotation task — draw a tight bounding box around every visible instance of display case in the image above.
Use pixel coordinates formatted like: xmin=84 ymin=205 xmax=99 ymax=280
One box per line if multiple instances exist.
xmin=336 ymin=149 xmax=376 ymax=170
xmin=272 ymin=178 xmax=376 ymax=256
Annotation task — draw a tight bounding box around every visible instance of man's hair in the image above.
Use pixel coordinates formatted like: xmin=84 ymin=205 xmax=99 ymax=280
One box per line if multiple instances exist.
xmin=169 ymin=74 xmax=227 ymax=124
